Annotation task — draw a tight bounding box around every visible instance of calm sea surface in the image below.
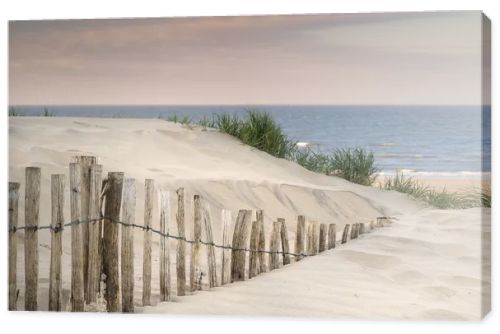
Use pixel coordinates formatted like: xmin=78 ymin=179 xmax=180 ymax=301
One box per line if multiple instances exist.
xmin=11 ymin=105 xmax=491 ymax=177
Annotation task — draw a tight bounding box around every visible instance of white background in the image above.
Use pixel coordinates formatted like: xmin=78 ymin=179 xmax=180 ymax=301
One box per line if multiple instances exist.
xmin=0 ymin=0 xmax=497 ymax=333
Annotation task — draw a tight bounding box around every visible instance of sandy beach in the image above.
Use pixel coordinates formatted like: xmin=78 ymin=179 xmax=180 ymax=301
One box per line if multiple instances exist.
xmin=8 ymin=117 xmax=491 ymax=319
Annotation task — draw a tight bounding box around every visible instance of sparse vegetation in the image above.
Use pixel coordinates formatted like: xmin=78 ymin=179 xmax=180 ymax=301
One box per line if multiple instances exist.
xmin=237 ymin=111 xmax=297 ymax=159
xmin=8 ymin=106 xmax=23 ymax=117
xmin=42 ymin=107 xmax=54 ymax=117
xmin=164 ymin=113 xmax=194 ymax=129
xmin=329 ymin=148 xmax=379 ymax=186
xmin=160 ymin=109 xmax=488 ymax=207
xmin=169 ymin=110 xmax=378 ymax=185
xmin=381 ymin=172 xmax=490 ymax=209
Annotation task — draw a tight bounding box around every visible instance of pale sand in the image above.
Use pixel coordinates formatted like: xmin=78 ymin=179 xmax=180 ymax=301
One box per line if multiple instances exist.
xmin=8 ymin=117 xmax=490 ymax=319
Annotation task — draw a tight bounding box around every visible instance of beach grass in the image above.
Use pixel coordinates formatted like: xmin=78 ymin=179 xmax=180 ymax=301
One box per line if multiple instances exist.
xmin=328 ymin=148 xmax=378 ymax=186
xmin=290 ymin=147 xmax=378 ymax=186
xmin=9 ymin=106 xmax=23 ymax=117
xmin=160 ymin=110 xmax=487 ymax=205
xmin=381 ymin=171 xmax=489 ymax=209
xmin=181 ymin=110 xmax=379 ymax=185
xmin=237 ymin=111 xmax=297 ymax=159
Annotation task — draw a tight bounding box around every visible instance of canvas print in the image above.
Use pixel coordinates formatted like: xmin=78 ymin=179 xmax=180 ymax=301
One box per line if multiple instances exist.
xmin=8 ymin=11 xmax=491 ymax=319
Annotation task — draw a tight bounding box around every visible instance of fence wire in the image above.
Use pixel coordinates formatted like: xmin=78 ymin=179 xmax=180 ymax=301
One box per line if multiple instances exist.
xmin=9 ymin=216 xmax=311 ymax=258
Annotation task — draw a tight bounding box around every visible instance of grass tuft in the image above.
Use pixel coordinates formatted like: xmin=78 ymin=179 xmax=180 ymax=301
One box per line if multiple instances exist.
xmin=238 ymin=110 xmax=297 ymax=159
xmin=329 ymin=148 xmax=378 ymax=186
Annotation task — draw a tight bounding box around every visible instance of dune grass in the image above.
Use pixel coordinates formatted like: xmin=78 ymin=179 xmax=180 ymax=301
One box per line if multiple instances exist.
xmin=237 ymin=111 xmax=297 ymax=159
xmin=160 ymin=109 xmax=488 ymax=207
xmin=290 ymin=147 xmax=378 ymax=185
xmin=381 ymin=172 xmax=490 ymax=209
xmin=329 ymin=148 xmax=379 ymax=186
xmin=195 ymin=110 xmax=296 ymax=159
xmin=192 ymin=110 xmax=378 ymax=184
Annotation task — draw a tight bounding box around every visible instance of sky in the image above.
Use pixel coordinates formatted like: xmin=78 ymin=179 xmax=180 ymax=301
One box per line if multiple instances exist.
xmin=9 ymin=11 xmax=486 ymax=105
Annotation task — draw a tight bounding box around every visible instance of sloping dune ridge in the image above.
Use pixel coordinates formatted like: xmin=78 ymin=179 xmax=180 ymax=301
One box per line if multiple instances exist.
xmin=9 ymin=117 xmax=490 ymax=319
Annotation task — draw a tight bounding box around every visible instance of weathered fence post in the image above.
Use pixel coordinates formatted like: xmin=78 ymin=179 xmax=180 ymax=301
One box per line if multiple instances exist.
xmin=295 ymin=215 xmax=306 ymax=261
xmin=350 ymin=223 xmax=357 ymax=240
xmin=307 ymin=221 xmax=314 ymax=255
xmin=9 ymin=182 xmax=20 ymax=311
xmin=70 ymin=163 xmax=84 ymax=312
xmin=248 ymin=219 xmax=260 ymax=278
xmin=74 ymin=155 xmax=97 ymax=303
xmin=312 ymin=222 xmax=319 ymax=254
xmin=121 ymin=178 xmax=135 ymax=313
xmin=279 ymin=218 xmax=291 ymax=265
xmin=231 ymin=209 xmax=252 ymax=282
xmin=102 ymin=172 xmax=124 ymax=312
xmin=159 ymin=189 xmax=171 ymax=301
xmin=328 ymin=223 xmax=336 ymax=249
xmin=319 ymin=223 xmax=327 ymax=253
xmin=142 ymin=180 xmax=154 ymax=305
xmin=269 ymin=221 xmax=281 ymax=270
xmin=355 ymin=223 xmax=360 ymax=238
xmin=49 ymin=175 xmax=65 ymax=311
xmin=25 ymin=167 xmax=40 ymax=311
xmin=191 ymin=194 xmax=203 ymax=292
xmin=176 ymin=188 xmax=186 ymax=296
xmin=257 ymin=210 xmax=267 ymax=274
xmin=202 ymin=202 xmax=217 ymax=288
xmin=221 ymin=209 xmax=232 ymax=285
xmin=87 ymin=164 xmax=102 ymax=304
xmin=359 ymin=223 xmax=365 ymax=235
xmin=341 ymin=224 xmax=350 ymax=244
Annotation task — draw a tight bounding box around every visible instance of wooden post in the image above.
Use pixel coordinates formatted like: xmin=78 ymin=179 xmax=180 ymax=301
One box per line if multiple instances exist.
xmin=350 ymin=223 xmax=357 ymax=239
xmin=221 ymin=209 xmax=232 ymax=285
xmin=359 ymin=223 xmax=365 ymax=235
xmin=176 ymin=188 xmax=186 ymax=296
xmin=279 ymin=218 xmax=291 ymax=265
xmin=231 ymin=210 xmax=252 ymax=282
xmin=74 ymin=155 xmax=97 ymax=303
xmin=355 ymin=223 xmax=360 ymax=238
xmin=69 ymin=163 xmax=85 ymax=312
xmin=295 ymin=215 xmax=306 ymax=261
xmin=269 ymin=221 xmax=281 ymax=270
xmin=87 ymin=164 xmax=102 ymax=304
xmin=202 ymin=202 xmax=217 ymax=288
xmin=248 ymin=220 xmax=260 ymax=278
xmin=102 ymin=172 xmax=123 ymax=312
xmin=159 ymin=189 xmax=171 ymax=301
xmin=306 ymin=221 xmax=314 ymax=255
xmin=121 ymin=178 xmax=135 ymax=313
xmin=341 ymin=224 xmax=350 ymax=244
xmin=190 ymin=194 xmax=202 ymax=292
xmin=319 ymin=223 xmax=327 ymax=253
xmin=257 ymin=210 xmax=267 ymax=273
xmin=24 ymin=167 xmax=40 ymax=311
xmin=142 ymin=180 xmax=154 ymax=306
xmin=9 ymin=182 xmax=20 ymax=311
xmin=328 ymin=224 xmax=336 ymax=249
xmin=49 ymin=175 xmax=64 ymax=311
xmin=312 ymin=222 xmax=319 ymax=254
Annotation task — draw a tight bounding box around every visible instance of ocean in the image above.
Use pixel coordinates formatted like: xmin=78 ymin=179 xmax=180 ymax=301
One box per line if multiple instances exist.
xmin=10 ymin=105 xmax=491 ymax=178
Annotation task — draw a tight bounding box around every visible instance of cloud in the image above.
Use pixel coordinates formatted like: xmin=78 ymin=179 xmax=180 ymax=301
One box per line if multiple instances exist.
xmin=9 ymin=11 xmax=483 ymax=105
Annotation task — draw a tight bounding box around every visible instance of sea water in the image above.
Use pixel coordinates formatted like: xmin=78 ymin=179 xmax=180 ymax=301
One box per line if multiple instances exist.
xmin=10 ymin=105 xmax=490 ymax=178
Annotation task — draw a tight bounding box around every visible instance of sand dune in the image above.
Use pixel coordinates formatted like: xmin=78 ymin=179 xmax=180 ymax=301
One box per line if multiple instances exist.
xmin=8 ymin=117 xmax=490 ymax=319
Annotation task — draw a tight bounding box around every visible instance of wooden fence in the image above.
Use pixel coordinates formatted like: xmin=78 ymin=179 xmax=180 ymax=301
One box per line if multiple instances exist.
xmin=8 ymin=156 xmax=387 ymax=312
